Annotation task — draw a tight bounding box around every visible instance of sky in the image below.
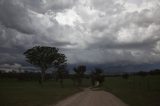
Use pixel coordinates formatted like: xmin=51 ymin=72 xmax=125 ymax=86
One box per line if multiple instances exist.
xmin=0 ymin=0 xmax=160 ymax=71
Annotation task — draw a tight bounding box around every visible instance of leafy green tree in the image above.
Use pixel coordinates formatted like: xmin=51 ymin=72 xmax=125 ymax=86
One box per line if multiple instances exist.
xmin=73 ymin=65 xmax=86 ymax=86
xmin=24 ymin=46 xmax=67 ymax=84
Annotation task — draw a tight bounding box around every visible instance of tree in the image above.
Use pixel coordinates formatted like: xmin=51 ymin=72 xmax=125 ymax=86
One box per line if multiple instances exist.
xmin=91 ymin=68 xmax=105 ymax=87
xmin=122 ymin=73 xmax=129 ymax=79
xmin=56 ymin=64 xmax=68 ymax=87
xmin=24 ymin=46 xmax=67 ymax=84
xmin=73 ymin=65 xmax=86 ymax=86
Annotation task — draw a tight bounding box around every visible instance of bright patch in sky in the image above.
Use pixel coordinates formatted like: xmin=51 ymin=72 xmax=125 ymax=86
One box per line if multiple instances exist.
xmin=55 ymin=9 xmax=83 ymax=27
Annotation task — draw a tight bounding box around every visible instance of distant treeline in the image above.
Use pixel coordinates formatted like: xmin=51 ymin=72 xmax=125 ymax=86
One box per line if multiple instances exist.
xmin=113 ymin=69 xmax=160 ymax=79
xmin=106 ymin=69 xmax=160 ymax=77
xmin=0 ymin=71 xmax=88 ymax=81
xmin=132 ymin=69 xmax=160 ymax=76
xmin=0 ymin=72 xmax=53 ymax=80
xmin=0 ymin=69 xmax=160 ymax=80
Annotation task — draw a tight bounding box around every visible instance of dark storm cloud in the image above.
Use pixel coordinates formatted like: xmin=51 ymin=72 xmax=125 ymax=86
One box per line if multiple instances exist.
xmin=0 ymin=0 xmax=36 ymax=34
xmin=83 ymin=1 xmax=160 ymax=65
xmin=0 ymin=0 xmax=76 ymax=66
xmin=0 ymin=0 xmax=160 ymax=69
xmin=0 ymin=23 xmax=74 ymax=65
xmin=21 ymin=0 xmax=77 ymax=13
xmin=88 ymin=38 xmax=158 ymax=50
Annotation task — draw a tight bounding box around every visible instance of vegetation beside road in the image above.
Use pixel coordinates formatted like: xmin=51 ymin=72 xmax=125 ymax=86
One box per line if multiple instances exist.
xmin=0 ymin=75 xmax=160 ymax=106
xmin=103 ymin=75 xmax=160 ymax=106
xmin=0 ymin=79 xmax=84 ymax=106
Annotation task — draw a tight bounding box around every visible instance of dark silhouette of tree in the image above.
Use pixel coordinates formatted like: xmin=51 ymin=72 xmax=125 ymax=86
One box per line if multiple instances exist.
xmin=24 ymin=46 xmax=67 ymax=84
xmin=56 ymin=64 xmax=68 ymax=87
xmin=73 ymin=65 xmax=86 ymax=86
xmin=149 ymin=69 xmax=160 ymax=75
xmin=91 ymin=68 xmax=105 ymax=87
xmin=137 ymin=71 xmax=148 ymax=77
xmin=122 ymin=73 xmax=129 ymax=79
xmin=91 ymin=71 xmax=96 ymax=86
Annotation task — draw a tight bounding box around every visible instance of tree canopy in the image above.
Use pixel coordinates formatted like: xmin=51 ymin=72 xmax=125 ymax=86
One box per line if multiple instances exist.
xmin=73 ymin=65 xmax=86 ymax=86
xmin=24 ymin=46 xmax=66 ymax=69
xmin=24 ymin=46 xmax=67 ymax=83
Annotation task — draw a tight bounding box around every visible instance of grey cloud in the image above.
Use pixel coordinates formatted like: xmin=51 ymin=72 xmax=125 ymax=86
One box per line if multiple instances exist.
xmin=92 ymin=0 xmax=125 ymax=14
xmin=0 ymin=0 xmax=36 ymax=34
xmin=87 ymin=39 xmax=157 ymax=51
xmin=0 ymin=0 xmax=160 ymax=68
xmin=44 ymin=0 xmax=77 ymax=12
xmin=88 ymin=1 xmax=160 ymax=51
xmin=0 ymin=0 xmax=78 ymax=66
xmin=0 ymin=52 xmax=25 ymax=65
xmin=75 ymin=0 xmax=160 ymax=65
xmin=20 ymin=0 xmax=77 ymax=13
xmin=64 ymin=48 xmax=159 ymax=65
xmin=126 ymin=8 xmax=160 ymax=28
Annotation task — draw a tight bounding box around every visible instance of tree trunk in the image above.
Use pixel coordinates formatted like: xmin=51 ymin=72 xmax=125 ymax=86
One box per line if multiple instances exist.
xmin=40 ymin=70 xmax=45 ymax=85
xmin=60 ymin=78 xmax=64 ymax=88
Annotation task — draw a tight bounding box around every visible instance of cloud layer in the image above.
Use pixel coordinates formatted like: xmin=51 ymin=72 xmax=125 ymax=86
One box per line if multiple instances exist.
xmin=0 ymin=0 xmax=160 ymax=67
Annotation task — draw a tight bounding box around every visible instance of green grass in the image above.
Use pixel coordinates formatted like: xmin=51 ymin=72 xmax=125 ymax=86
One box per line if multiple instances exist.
xmin=0 ymin=75 xmax=160 ymax=106
xmin=0 ymin=79 xmax=82 ymax=106
xmin=103 ymin=75 xmax=160 ymax=106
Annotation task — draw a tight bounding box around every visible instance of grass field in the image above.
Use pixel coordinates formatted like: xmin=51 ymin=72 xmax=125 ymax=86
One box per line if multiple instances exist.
xmin=103 ymin=75 xmax=160 ymax=106
xmin=0 ymin=79 xmax=85 ymax=106
xmin=0 ymin=75 xmax=160 ymax=106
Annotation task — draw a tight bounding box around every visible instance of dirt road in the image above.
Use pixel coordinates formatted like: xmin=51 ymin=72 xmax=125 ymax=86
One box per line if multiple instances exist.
xmin=53 ymin=88 xmax=127 ymax=106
